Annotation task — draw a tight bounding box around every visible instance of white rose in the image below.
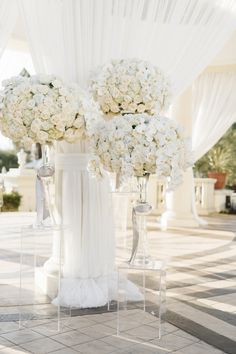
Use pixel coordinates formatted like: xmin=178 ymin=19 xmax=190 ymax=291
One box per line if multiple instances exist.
xmin=64 ymin=128 xmax=75 ymax=143
xmin=128 ymin=102 xmax=137 ymax=113
xmin=110 ymin=104 xmax=119 ymax=113
xmin=40 ymin=110 xmax=50 ymax=120
xmin=33 ymin=94 xmax=44 ymax=105
xmin=47 ymin=128 xmax=63 ymax=140
xmin=56 ymin=121 xmax=66 ymax=132
xmin=37 ymin=84 xmax=49 ymax=94
xmin=119 ymin=85 xmax=128 ymax=93
xmin=52 ymin=79 xmax=62 ymax=88
xmin=31 ymin=119 xmax=41 ymax=133
xmin=87 ymin=158 xmax=103 ymax=179
xmin=41 ymin=121 xmax=53 ymax=131
xmin=51 ymin=113 xmax=61 ymax=124
xmin=22 ymin=115 xmax=33 ymax=126
xmin=38 ymin=74 xmax=53 ymax=85
xmin=27 ymin=99 xmax=36 ymax=109
xmin=23 ymin=137 xmax=34 ymax=150
xmin=73 ymin=117 xmax=85 ymax=129
xmin=37 ymin=130 xmax=49 ymax=144
xmin=137 ymin=104 xmax=145 ymax=113
xmin=101 ymin=104 xmax=110 ymax=113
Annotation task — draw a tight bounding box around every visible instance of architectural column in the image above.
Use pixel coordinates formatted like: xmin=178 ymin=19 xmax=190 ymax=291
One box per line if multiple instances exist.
xmin=161 ymin=87 xmax=200 ymax=229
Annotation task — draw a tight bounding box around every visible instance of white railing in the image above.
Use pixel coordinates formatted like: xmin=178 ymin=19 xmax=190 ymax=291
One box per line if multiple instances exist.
xmin=148 ymin=177 xmax=231 ymax=216
xmin=2 ymin=170 xmax=234 ymax=216
xmin=114 ymin=176 xmax=219 ymax=218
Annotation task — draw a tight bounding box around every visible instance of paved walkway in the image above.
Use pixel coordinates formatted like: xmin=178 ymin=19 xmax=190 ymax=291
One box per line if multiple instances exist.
xmin=145 ymin=214 xmax=236 ymax=354
xmin=0 ymin=212 xmax=235 ymax=353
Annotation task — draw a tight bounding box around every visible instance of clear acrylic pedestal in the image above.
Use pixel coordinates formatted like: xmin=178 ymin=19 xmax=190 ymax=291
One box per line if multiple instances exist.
xmin=19 ymin=225 xmax=70 ymax=331
xmin=117 ymin=260 xmax=166 ymax=344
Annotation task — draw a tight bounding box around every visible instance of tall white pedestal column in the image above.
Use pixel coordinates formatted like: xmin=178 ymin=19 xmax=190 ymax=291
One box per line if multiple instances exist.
xmin=161 ymin=87 xmax=201 ymax=229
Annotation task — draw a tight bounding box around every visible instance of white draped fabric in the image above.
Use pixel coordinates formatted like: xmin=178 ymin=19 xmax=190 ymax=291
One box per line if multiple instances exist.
xmin=55 ymin=142 xmax=114 ymax=280
xmin=192 ymin=71 xmax=236 ymax=162
xmin=0 ymin=0 xmax=19 ymax=149
xmin=0 ymin=0 xmax=18 ymax=58
xmin=190 ymin=71 xmax=236 ymax=226
xmin=18 ymin=0 xmax=236 ymax=306
xmin=19 ymin=0 xmax=236 ymax=94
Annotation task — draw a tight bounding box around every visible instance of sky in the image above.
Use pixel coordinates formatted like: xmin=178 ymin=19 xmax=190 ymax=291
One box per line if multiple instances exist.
xmin=0 ymin=45 xmax=35 ymax=150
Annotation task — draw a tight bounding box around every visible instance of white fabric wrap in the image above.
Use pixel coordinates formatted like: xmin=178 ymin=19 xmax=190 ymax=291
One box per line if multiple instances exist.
xmin=55 ymin=153 xmax=91 ymax=171
xmin=54 ymin=148 xmax=115 ymax=280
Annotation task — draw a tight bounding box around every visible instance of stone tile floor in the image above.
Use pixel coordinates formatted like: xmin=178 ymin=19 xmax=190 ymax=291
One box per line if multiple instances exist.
xmin=0 ymin=212 xmax=235 ymax=353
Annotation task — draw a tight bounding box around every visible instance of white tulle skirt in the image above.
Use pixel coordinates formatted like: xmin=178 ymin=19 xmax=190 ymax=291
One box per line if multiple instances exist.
xmin=53 ymin=273 xmax=143 ymax=308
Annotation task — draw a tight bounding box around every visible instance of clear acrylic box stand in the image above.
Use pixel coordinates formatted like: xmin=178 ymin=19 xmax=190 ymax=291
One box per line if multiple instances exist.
xmin=19 ymin=225 xmax=70 ymax=331
xmin=117 ymin=261 xmax=166 ymax=345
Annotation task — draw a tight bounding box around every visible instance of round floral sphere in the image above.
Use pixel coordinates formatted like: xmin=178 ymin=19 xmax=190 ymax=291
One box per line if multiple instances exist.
xmin=0 ymin=74 xmax=100 ymax=150
xmin=89 ymin=113 xmax=192 ymax=190
xmin=90 ymin=58 xmax=171 ymax=117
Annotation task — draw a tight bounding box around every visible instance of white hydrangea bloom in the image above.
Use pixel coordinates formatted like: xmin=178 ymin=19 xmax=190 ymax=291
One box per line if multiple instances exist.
xmin=0 ymin=74 xmax=101 ymax=149
xmin=90 ymin=113 xmax=192 ymax=190
xmin=90 ymin=58 xmax=172 ymax=117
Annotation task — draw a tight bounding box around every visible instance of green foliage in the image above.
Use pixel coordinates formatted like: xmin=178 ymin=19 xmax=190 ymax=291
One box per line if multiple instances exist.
xmin=194 ymin=125 xmax=236 ymax=186
xmin=0 ymin=150 xmax=18 ymax=172
xmin=2 ymin=191 xmax=22 ymax=211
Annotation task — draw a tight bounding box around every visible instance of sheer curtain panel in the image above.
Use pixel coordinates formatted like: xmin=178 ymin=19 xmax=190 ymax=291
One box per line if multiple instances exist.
xmin=193 ymin=71 xmax=236 ymax=161
xmin=0 ymin=0 xmax=18 ymax=58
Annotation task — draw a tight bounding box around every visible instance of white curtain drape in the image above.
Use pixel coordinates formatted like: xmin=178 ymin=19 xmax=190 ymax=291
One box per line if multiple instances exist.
xmin=19 ymin=0 xmax=236 ymax=95
xmin=193 ymin=71 xmax=236 ymax=161
xmin=0 ymin=1 xmax=19 ymax=152
xmin=0 ymin=0 xmax=18 ymax=58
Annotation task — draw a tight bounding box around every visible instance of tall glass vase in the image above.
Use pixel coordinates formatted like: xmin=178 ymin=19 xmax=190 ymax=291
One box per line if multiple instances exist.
xmin=128 ymin=173 xmax=152 ymax=265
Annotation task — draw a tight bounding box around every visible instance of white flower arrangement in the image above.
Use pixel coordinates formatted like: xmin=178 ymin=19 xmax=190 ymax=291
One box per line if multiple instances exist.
xmin=90 ymin=58 xmax=171 ymax=117
xmin=0 ymin=74 xmax=100 ymax=149
xmin=89 ymin=113 xmax=192 ymax=190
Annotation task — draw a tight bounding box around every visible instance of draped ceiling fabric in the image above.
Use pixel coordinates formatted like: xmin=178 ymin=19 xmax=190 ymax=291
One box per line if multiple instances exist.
xmin=0 ymin=0 xmax=18 ymax=59
xmin=192 ymin=71 xmax=236 ymax=162
xmin=18 ymin=0 xmax=236 ymax=96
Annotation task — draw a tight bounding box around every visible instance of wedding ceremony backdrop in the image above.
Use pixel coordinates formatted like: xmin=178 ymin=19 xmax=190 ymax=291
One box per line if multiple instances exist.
xmin=0 ymin=0 xmax=236 ymax=312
